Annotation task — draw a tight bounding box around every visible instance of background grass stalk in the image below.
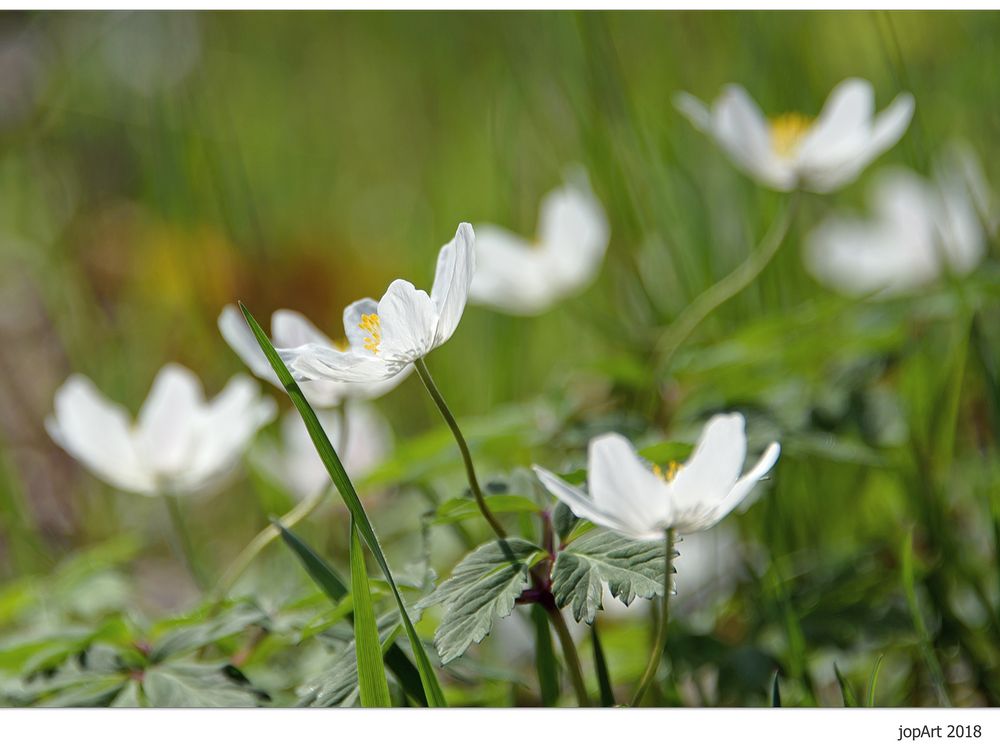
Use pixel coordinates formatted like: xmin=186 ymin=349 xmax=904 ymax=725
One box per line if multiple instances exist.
xmin=413 ymin=357 xmax=507 ymax=539
xmin=630 ymin=528 xmax=675 ymax=706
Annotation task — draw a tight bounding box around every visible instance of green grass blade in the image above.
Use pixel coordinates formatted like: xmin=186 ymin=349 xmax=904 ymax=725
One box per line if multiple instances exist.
xmin=866 ymin=654 xmax=885 ymax=707
xmin=833 ymin=662 xmax=858 ymax=707
xmin=771 ymin=671 xmax=781 ymax=707
xmin=274 ymin=521 xmax=427 ymax=705
xmin=350 ymin=519 xmax=392 ymax=707
xmin=901 ymin=528 xmax=951 ymax=706
xmin=529 ymin=605 xmax=560 ymax=706
xmin=590 ymin=620 xmax=615 ymax=707
xmin=241 ymin=302 xmax=446 ymax=707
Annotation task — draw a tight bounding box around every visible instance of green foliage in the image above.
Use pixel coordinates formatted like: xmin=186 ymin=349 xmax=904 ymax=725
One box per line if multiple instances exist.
xmin=240 ymin=304 xmax=446 ymax=707
xmin=349 ymin=521 xmax=392 ymax=707
xmin=551 ymin=529 xmax=669 ymax=624
xmin=420 ymin=539 xmax=543 ymax=664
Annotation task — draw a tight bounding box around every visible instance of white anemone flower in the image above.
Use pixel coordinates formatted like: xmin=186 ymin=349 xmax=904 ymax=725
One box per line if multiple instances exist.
xmin=47 ymin=363 xmax=275 ymax=497
xmin=675 ymin=78 xmax=914 ymax=193
xmin=279 ymin=223 xmax=475 ymax=384
xmin=533 ymin=414 xmax=780 ymax=541
xmin=255 ymin=403 xmax=392 ymax=500
xmin=805 ymin=146 xmax=992 ymax=297
xmin=218 ymin=305 xmax=408 ymax=407
xmin=470 ymin=175 xmax=610 ymax=315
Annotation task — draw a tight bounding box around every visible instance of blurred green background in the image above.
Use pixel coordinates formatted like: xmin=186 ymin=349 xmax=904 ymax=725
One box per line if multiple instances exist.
xmin=0 ymin=10 xmax=998 ymax=707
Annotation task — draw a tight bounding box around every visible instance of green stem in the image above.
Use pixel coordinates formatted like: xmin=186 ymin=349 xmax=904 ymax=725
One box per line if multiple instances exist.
xmin=213 ymin=485 xmax=329 ymax=601
xmin=213 ymin=401 xmax=350 ymax=601
xmin=654 ymin=193 xmax=800 ymax=374
xmin=630 ymin=528 xmax=675 ymax=706
xmin=164 ymin=493 xmax=208 ymax=591
xmin=545 ymin=603 xmax=591 ymax=707
xmin=413 ymin=357 xmax=506 ymax=539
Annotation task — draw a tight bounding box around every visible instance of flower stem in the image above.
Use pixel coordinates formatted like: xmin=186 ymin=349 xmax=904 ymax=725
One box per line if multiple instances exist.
xmin=630 ymin=528 xmax=675 ymax=706
xmin=413 ymin=357 xmax=506 ymax=539
xmin=212 ymin=486 xmax=329 ymax=601
xmin=163 ymin=493 xmax=208 ymax=592
xmin=544 ymin=602 xmax=591 ymax=707
xmin=654 ymin=193 xmax=800 ymax=375
xmin=213 ymin=401 xmax=350 ymax=601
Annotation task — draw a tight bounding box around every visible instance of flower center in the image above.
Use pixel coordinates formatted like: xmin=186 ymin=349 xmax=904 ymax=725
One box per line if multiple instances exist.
xmin=358 ymin=313 xmax=382 ymax=355
xmin=652 ymin=460 xmax=681 ymax=483
xmin=769 ymin=112 xmax=813 ymax=157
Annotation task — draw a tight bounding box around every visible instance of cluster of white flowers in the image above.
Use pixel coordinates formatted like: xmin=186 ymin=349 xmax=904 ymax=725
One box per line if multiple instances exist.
xmin=46 ymin=76 xmax=993 ymax=563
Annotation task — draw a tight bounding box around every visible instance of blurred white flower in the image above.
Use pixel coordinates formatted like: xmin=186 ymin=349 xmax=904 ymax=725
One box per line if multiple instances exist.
xmin=470 ymin=175 xmax=609 ymax=315
xmin=46 ymin=363 xmax=275 ymax=497
xmin=279 ymin=223 xmax=475 ymax=384
xmin=100 ymin=12 xmax=201 ymax=94
xmin=255 ymin=402 xmax=392 ymax=500
xmin=675 ymin=78 xmax=914 ymax=193
xmin=805 ymin=145 xmax=991 ymax=296
xmin=533 ymin=414 xmax=780 ymax=540
xmin=218 ymin=305 xmax=408 ymax=407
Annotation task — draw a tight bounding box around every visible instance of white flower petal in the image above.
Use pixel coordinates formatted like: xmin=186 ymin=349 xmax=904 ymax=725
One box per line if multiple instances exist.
xmin=47 ymin=375 xmax=154 ymax=495
xmin=805 ymin=91 xmax=914 ymax=193
xmin=272 ymin=309 xmax=335 ymax=348
xmin=704 ymin=442 xmax=781 ymax=527
xmin=673 ymin=91 xmax=712 ymax=131
xmin=135 ymin=364 xmax=204 ymax=477
xmin=180 ymin=374 xmax=274 ymax=492
xmin=587 ymin=433 xmax=672 ymax=534
xmin=218 ymin=305 xmax=279 ymax=386
xmin=713 ymin=85 xmax=795 ymax=190
xmin=343 ymin=298 xmax=380 ymax=351
xmin=798 ymin=78 xmax=874 ymax=163
xmin=670 ymin=414 xmax=747 ymax=513
xmin=281 ymin=342 xmax=396 ymax=383
xmin=538 ymin=181 xmax=609 ymax=291
xmin=378 ymin=279 xmax=438 ymax=363
xmin=532 ymin=465 xmax=641 ymax=538
xmin=469 ymin=225 xmax=554 ymax=314
xmin=430 ymin=223 xmax=475 ymax=347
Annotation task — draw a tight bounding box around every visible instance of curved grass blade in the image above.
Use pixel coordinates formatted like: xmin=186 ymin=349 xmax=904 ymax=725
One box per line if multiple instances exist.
xmin=350 ymin=519 xmax=391 ymax=707
xmin=771 ymin=671 xmax=781 ymax=707
xmin=241 ymin=302 xmax=446 ymax=707
xmin=834 ymin=662 xmax=858 ymax=707
xmin=866 ymin=654 xmax=885 ymax=707
xmin=530 ymin=605 xmax=560 ymax=706
xmin=590 ymin=621 xmax=615 ymax=707
xmin=275 ymin=521 xmax=427 ymax=706
xmin=901 ymin=528 xmax=951 ymax=706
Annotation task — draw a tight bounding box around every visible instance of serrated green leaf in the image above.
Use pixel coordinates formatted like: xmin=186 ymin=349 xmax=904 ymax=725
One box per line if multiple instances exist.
xmin=350 ymin=520 xmax=391 ymax=707
xmin=420 ymin=538 xmax=542 ymax=664
xmin=551 ymin=529 xmax=667 ymax=623
xmin=150 ymin=604 xmax=266 ymax=661
xmin=110 ymin=679 xmax=145 ymax=707
xmin=241 ymin=303 xmax=445 ymax=707
xmin=143 ymin=662 xmax=257 ymax=707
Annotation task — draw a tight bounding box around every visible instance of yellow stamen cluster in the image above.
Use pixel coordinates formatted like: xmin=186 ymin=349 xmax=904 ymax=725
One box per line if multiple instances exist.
xmin=358 ymin=313 xmax=382 ymax=355
xmin=769 ymin=112 xmax=814 ymax=157
xmin=652 ymin=460 xmax=681 ymax=482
